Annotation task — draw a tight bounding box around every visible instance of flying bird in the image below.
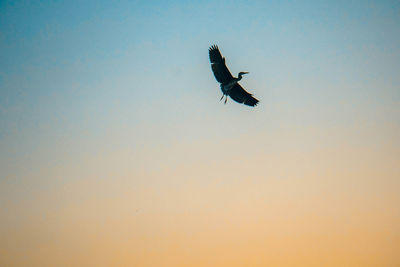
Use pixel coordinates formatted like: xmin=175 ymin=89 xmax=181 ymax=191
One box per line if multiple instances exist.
xmin=209 ymin=45 xmax=259 ymax=106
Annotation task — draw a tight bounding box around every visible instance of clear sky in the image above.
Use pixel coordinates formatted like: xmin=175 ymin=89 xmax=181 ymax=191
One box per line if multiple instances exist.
xmin=1 ymin=0 xmax=400 ymax=266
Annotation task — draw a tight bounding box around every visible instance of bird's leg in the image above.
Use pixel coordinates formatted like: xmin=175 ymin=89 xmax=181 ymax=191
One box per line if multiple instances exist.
xmin=224 ymin=95 xmax=228 ymax=104
xmin=220 ymin=94 xmax=224 ymax=101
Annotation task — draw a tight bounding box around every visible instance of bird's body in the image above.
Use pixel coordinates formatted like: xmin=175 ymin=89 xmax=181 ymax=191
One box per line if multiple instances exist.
xmin=208 ymin=45 xmax=259 ymax=106
xmin=221 ymin=80 xmax=237 ymax=94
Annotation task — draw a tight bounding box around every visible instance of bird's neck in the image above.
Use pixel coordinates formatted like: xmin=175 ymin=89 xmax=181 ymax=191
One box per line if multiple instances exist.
xmin=237 ymin=74 xmax=243 ymax=80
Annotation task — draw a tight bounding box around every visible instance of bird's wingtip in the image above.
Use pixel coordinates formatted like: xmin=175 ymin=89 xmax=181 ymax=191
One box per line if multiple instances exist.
xmin=209 ymin=44 xmax=219 ymax=50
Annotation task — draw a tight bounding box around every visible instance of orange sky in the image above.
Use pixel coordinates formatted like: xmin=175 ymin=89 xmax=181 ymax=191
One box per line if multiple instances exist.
xmin=1 ymin=122 xmax=399 ymax=266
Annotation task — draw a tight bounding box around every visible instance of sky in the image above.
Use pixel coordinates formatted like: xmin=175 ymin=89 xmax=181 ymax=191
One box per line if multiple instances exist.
xmin=1 ymin=0 xmax=400 ymax=266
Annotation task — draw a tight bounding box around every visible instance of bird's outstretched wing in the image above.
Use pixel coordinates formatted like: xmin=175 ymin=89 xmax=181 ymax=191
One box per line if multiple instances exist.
xmin=209 ymin=45 xmax=234 ymax=84
xmin=229 ymin=83 xmax=259 ymax=106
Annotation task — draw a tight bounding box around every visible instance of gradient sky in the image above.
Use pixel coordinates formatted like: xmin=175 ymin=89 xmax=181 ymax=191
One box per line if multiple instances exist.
xmin=1 ymin=0 xmax=400 ymax=266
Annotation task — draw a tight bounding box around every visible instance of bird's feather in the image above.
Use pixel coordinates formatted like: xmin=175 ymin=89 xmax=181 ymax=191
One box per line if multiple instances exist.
xmin=229 ymin=83 xmax=259 ymax=106
xmin=208 ymin=45 xmax=234 ymax=84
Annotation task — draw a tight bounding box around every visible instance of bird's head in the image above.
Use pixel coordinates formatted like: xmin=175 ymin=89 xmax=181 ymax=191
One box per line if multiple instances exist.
xmin=237 ymin=72 xmax=249 ymax=80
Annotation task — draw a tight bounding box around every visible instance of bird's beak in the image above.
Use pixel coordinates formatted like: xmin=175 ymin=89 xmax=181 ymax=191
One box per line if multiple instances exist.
xmin=244 ymin=72 xmax=249 ymax=74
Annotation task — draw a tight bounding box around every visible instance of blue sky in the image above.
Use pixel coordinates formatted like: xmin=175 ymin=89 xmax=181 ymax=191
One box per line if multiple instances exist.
xmin=1 ymin=0 xmax=399 ymax=169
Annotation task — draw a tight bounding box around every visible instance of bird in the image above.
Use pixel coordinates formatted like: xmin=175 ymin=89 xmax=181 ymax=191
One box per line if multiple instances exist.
xmin=208 ymin=45 xmax=259 ymax=107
